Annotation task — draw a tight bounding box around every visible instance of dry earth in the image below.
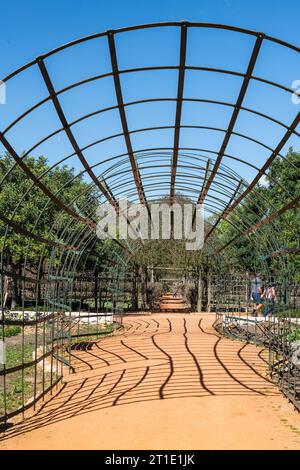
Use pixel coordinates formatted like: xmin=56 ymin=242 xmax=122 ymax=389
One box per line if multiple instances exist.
xmin=1 ymin=313 xmax=300 ymax=450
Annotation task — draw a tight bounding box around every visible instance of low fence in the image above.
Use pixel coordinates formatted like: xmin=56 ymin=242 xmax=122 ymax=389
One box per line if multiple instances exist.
xmin=0 ymin=309 xmax=121 ymax=426
xmin=215 ymin=312 xmax=300 ymax=411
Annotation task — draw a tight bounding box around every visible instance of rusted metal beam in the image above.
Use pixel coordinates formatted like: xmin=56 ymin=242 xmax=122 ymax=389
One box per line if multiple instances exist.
xmin=37 ymin=58 xmax=118 ymax=211
xmin=36 ymin=59 xmax=139 ymax=249
xmin=4 ymin=23 xmax=300 ymax=85
xmin=192 ymin=159 xmax=212 ymax=226
xmin=221 ymin=111 xmax=300 ymax=220
xmin=170 ymin=23 xmax=188 ymax=206
xmin=107 ymin=31 xmax=148 ymax=209
xmin=10 ymin=92 xmax=300 ymax=168
xmin=204 ymin=179 xmax=244 ymax=242
xmin=0 ymin=131 xmax=94 ymax=229
xmin=208 ymin=110 xmax=300 ymax=246
xmin=0 ymin=211 xmax=78 ymax=251
xmin=217 ymin=195 xmax=300 ymax=254
xmin=196 ymin=35 xmax=264 ymax=206
xmin=0 ymin=133 xmax=128 ymax=252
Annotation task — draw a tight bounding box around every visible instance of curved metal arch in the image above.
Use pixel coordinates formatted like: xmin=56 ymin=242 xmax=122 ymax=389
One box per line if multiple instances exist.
xmin=0 ymin=145 xmax=293 ymax=260
xmin=109 ymin=160 xmax=243 ymax=199
xmin=7 ymin=95 xmax=300 ymax=158
xmin=217 ymin=194 xmax=300 ymax=254
xmin=118 ymin=181 xmax=278 ymax=244
xmin=1 ymin=24 xmax=300 ymax=216
xmin=47 ymin=167 xmax=270 ymax=258
xmin=3 ymin=20 xmax=300 ymax=83
xmin=98 ymin=170 xmax=245 ymax=218
xmin=6 ymin=152 xmax=288 ymax=256
xmin=110 ymin=175 xmax=274 ymax=240
xmin=105 ymin=157 xmax=243 ymax=192
xmin=1 ymin=21 xmax=300 ymax=266
xmin=0 ymin=135 xmax=296 ymax=245
xmin=8 ymin=137 xmax=289 ymax=219
xmin=111 ymin=155 xmax=296 ymax=264
xmin=86 ymin=145 xmax=295 ymax=206
xmin=3 ymin=22 xmax=300 ymax=424
xmin=3 ymin=99 xmax=297 ymax=225
xmin=41 ymin=130 xmax=300 ymax=200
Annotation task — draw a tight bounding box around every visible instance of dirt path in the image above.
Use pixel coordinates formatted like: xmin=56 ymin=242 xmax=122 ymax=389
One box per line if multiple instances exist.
xmin=1 ymin=314 xmax=300 ymax=450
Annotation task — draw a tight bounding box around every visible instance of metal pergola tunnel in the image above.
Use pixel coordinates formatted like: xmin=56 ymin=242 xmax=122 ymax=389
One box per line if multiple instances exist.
xmin=0 ymin=22 xmax=300 ymax=426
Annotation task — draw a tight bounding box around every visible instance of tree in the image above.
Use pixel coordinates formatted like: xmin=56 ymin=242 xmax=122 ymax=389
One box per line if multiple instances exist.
xmin=266 ymin=148 xmax=300 ymax=281
xmin=216 ymin=149 xmax=300 ymax=280
xmin=0 ymin=153 xmax=98 ymax=307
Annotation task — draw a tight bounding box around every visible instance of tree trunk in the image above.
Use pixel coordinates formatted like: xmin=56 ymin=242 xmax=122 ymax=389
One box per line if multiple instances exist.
xmin=94 ymin=269 xmax=99 ymax=311
xmin=99 ymin=289 xmax=102 ymax=310
xmin=197 ymin=269 xmax=203 ymax=313
xmin=245 ymin=271 xmax=249 ymax=314
xmin=131 ymin=266 xmax=139 ymax=312
xmin=207 ymin=269 xmax=212 ymax=313
xmin=11 ymin=264 xmax=21 ymax=309
xmin=141 ymin=267 xmax=147 ymax=310
xmin=3 ymin=274 xmax=9 ymax=308
xmin=37 ymin=262 xmax=44 ymax=306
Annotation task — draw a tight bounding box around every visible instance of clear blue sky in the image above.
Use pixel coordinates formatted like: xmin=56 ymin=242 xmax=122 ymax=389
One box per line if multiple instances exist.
xmin=0 ymin=0 xmax=300 ymax=206
xmin=1 ymin=0 xmax=300 ymax=71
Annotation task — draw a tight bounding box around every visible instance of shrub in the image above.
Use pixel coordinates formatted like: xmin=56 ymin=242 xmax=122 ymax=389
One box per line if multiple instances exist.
xmin=286 ymin=327 xmax=300 ymax=342
xmin=146 ymin=283 xmax=162 ymax=310
xmin=4 ymin=326 xmax=22 ymax=337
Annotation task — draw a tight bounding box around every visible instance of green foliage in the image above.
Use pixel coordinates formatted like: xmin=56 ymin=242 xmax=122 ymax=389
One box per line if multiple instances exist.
xmin=1 ymin=148 xmax=299 ymax=302
xmin=0 ymin=152 xmax=98 ymax=266
xmin=0 ymin=343 xmax=36 ymax=415
xmin=129 ymin=193 xmax=213 ymax=271
xmin=3 ymin=326 xmax=21 ymax=337
xmin=285 ymin=327 xmax=300 ymax=342
xmin=276 ymin=309 xmax=300 ymax=319
xmin=146 ymin=282 xmax=162 ymax=310
xmin=217 ymin=149 xmax=300 ymax=277
xmin=267 ymin=149 xmax=300 ymax=280
xmin=128 ymin=151 xmax=300 ymax=282
xmin=0 ymin=151 xmax=102 ymax=306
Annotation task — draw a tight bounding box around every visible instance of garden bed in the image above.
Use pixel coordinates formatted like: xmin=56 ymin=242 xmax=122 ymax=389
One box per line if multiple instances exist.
xmin=0 ymin=318 xmax=121 ymax=420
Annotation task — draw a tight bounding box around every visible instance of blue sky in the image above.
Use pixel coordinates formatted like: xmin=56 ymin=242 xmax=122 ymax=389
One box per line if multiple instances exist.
xmin=1 ymin=0 xmax=300 ymax=71
xmin=0 ymin=0 xmax=300 ymax=208
xmin=1 ymin=0 xmax=300 ymax=74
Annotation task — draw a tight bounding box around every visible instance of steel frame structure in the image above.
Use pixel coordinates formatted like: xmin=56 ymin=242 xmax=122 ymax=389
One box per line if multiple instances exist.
xmin=0 ymin=22 xmax=300 ymax=424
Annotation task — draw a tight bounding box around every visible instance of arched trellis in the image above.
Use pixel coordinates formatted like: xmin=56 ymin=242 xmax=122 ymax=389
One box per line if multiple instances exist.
xmin=0 ymin=22 xmax=300 ymax=424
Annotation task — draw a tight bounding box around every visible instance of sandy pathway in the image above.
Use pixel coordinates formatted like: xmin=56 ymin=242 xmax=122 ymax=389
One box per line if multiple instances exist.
xmin=0 ymin=313 xmax=300 ymax=450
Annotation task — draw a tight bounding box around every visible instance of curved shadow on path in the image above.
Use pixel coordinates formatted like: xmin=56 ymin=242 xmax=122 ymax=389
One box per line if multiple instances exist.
xmin=0 ymin=314 xmax=279 ymax=442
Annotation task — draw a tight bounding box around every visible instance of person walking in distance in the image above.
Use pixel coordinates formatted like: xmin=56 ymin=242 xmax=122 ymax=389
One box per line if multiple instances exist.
xmin=250 ymin=274 xmax=262 ymax=315
xmin=253 ymin=286 xmax=266 ymax=317
xmin=263 ymin=284 xmax=277 ymax=317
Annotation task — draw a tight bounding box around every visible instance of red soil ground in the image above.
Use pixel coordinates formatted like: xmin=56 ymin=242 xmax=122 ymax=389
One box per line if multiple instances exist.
xmin=1 ymin=313 xmax=300 ymax=450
